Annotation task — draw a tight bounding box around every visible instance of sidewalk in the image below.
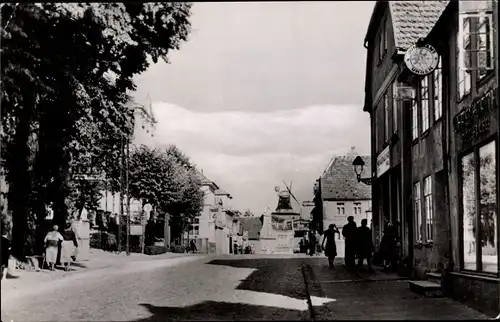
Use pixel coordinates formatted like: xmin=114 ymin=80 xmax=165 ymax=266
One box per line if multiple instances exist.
xmin=1 ymin=249 xmax=204 ymax=298
xmin=303 ymin=258 xmax=490 ymax=320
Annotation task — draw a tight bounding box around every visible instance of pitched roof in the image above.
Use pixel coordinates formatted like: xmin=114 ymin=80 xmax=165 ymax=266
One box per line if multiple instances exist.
xmin=364 ymin=1 xmax=449 ymax=52
xmin=215 ymin=189 xmax=231 ymax=197
xmin=389 ymin=0 xmax=449 ymax=52
xmin=320 ymin=155 xmax=372 ymax=201
xmin=239 ymin=217 xmax=262 ymax=240
xmin=195 ymin=170 xmax=219 ymax=189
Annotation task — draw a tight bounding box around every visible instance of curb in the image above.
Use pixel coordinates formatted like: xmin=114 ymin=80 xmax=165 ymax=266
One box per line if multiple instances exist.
xmin=301 ymin=265 xmax=316 ymax=321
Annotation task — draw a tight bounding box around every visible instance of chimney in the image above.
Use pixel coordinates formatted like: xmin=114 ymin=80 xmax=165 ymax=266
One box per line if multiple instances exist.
xmin=347 ymin=146 xmax=357 ymax=156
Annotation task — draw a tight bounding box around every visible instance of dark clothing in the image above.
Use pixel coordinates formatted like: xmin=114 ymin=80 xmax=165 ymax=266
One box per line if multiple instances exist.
xmin=342 ymin=222 xmax=357 ymax=267
xmin=1 ymin=236 xmax=11 ymax=268
xmin=379 ymin=225 xmax=398 ymax=267
xmin=356 ymin=226 xmax=373 ymax=258
xmin=323 ymin=229 xmax=337 ymax=258
xmin=308 ymin=232 xmax=317 ymax=256
xmin=64 ymin=228 xmax=78 ymax=247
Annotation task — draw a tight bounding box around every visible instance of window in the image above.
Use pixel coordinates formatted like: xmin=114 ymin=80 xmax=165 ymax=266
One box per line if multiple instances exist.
xmin=337 ymin=203 xmax=345 ymax=215
xmin=384 ymin=93 xmax=389 ymax=141
xmin=424 ymin=176 xmax=434 ymax=242
xmin=374 ymin=106 xmax=379 ymax=151
xmin=421 ymin=76 xmax=430 ymax=132
xmin=458 ymin=16 xmax=472 ymax=98
xmin=412 ymin=100 xmax=418 ymax=141
xmin=192 ymin=217 xmax=200 ymax=224
xmin=354 ymin=202 xmax=362 ymax=215
xmin=476 ymin=14 xmax=494 ymax=79
xmin=458 ymin=1 xmax=494 ymax=98
xmin=392 ymin=81 xmax=398 ymax=133
xmin=414 ymin=182 xmax=422 ymax=242
xmin=378 ymin=22 xmax=387 ymax=61
xmin=461 ymin=140 xmax=497 ymax=273
xmin=433 ymin=60 xmax=443 ymax=121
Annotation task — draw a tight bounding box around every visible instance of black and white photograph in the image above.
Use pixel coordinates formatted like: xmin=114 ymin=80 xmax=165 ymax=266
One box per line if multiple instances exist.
xmin=1 ymin=1 xmax=500 ymax=320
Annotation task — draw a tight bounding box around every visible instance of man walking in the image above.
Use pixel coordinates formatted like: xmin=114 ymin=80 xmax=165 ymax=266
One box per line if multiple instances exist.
xmin=308 ymin=229 xmax=317 ymax=256
xmin=356 ymin=219 xmax=374 ymax=273
xmin=342 ymin=216 xmax=357 ymax=270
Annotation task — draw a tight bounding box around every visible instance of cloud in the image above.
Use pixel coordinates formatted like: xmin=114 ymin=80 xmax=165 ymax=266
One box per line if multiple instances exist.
xmin=134 ymin=102 xmax=370 ymax=213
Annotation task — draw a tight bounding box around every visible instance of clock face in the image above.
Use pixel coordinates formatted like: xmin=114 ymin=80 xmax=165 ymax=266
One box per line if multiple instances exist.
xmin=404 ymin=44 xmax=440 ymax=76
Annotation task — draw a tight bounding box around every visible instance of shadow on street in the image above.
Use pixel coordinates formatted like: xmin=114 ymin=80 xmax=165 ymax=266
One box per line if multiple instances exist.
xmin=207 ymin=258 xmax=309 ymax=300
xmin=132 ymin=302 xmax=309 ymax=321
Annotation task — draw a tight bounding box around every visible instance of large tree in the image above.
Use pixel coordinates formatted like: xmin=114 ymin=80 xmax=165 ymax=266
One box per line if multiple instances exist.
xmin=1 ymin=3 xmax=192 ymax=259
xmin=127 ymin=145 xmax=204 ymax=242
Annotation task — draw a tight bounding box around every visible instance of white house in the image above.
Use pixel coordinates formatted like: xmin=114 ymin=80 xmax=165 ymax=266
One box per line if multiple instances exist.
xmin=319 ymin=151 xmax=372 ymax=256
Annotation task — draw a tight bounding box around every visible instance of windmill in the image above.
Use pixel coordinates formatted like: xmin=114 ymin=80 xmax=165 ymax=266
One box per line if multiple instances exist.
xmin=283 ymin=180 xmax=301 ymax=209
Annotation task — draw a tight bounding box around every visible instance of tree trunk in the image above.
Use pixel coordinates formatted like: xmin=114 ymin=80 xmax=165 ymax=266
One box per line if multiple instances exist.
xmin=7 ymin=101 xmax=35 ymax=261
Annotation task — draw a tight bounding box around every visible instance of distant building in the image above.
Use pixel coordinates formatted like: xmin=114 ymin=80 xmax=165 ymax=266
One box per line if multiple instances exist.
xmin=312 ymin=150 xmax=372 ymax=236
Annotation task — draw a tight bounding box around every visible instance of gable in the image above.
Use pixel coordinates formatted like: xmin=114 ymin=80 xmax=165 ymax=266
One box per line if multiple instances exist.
xmin=321 ymin=155 xmax=372 ymax=201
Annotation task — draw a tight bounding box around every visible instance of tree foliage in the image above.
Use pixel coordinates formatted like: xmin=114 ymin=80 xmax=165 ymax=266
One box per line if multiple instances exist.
xmin=128 ymin=144 xmax=204 ymax=221
xmin=0 ymin=3 xmax=193 ymax=259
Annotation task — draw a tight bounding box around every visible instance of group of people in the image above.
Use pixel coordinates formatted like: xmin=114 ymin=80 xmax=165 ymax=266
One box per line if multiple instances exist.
xmin=308 ymin=216 xmax=400 ymax=273
xmin=43 ymin=222 xmax=79 ymax=271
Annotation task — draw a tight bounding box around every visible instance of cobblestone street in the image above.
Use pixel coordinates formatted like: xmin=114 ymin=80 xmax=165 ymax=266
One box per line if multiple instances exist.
xmin=1 ymin=255 xmax=491 ymax=321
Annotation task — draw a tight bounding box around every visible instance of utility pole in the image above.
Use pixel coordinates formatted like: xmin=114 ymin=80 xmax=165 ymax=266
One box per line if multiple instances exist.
xmin=118 ymin=134 xmax=124 ymax=253
xmin=126 ymin=136 xmax=131 ymax=256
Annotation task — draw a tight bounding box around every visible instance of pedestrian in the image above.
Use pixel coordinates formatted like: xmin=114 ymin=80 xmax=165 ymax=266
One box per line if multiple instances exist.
xmin=44 ymin=225 xmax=64 ymax=271
xmin=61 ymin=220 xmax=79 ymax=271
xmin=379 ymin=222 xmax=397 ymax=272
xmin=356 ymin=219 xmax=374 ymax=273
xmin=321 ymin=224 xmax=340 ymax=268
xmin=1 ymin=233 xmax=11 ymax=280
xmin=233 ymin=242 xmax=238 ymax=255
xmin=189 ymin=239 xmax=197 ymax=253
xmin=308 ymin=229 xmax=317 ymax=256
xmin=342 ymin=216 xmax=357 ymax=270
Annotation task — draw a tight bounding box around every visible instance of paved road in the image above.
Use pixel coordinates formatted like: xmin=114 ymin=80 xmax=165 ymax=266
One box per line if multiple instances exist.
xmin=1 ymin=254 xmax=490 ymax=321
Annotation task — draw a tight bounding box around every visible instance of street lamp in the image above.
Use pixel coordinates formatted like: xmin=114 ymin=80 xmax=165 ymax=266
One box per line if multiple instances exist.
xmin=352 ymin=156 xmax=373 ymax=185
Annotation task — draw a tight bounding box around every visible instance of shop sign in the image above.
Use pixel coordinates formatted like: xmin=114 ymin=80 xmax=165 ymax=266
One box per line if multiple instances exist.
xmin=129 ymin=225 xmax=143 ymax=236
xmin=302 ymin=201 xmax=315 ymax=207
xmin=404 ymin=44 xmax=440 ymax=76
xmin=376 ymin=146 xmax=391 ymax=178
xmin=453 ymin=89 xmax=496 ymax=147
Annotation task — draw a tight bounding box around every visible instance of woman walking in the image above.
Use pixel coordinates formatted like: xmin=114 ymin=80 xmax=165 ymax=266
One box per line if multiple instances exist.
xmin=60 ymin=221 xmax=79 ymax=271
xmin=44 ymin=225 xmax=64 ymax=271
xmin=322 ymin=224 xmax=340 ymax=268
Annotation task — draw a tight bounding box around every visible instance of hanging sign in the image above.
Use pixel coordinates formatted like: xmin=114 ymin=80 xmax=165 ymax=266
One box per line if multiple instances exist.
xmin=404 ymin=44 xmax=440 ymax=76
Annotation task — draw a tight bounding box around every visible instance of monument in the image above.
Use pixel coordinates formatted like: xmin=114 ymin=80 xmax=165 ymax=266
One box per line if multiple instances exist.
xmin=259 ymin=184 xmax=301 ymax=254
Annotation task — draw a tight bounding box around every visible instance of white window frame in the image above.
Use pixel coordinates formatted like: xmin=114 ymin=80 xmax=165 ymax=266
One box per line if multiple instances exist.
xmin=414 ymin=181 xmax=422 ymax=243
xmin=476 ymin=15 xmax=493 ymax=79
xmin=424 ymin=176 xmax=434 ymax=242
xmin=458 ymin=15 xmax=472 ymax=98
xmin=392 ymin=81 xmax=398 ymax=133
xmin=337 ymin=203 xmax=345 ymax=215
xmin=353 ymin=202 xmax=362 ymax=216
xmin=412 ymin=100 xmax=418 ymax=141
xmin=384 ymin=93 xmax=389 ymax=141
xmin=421 ymin=76 xmax=430 ymax=132
xmin=433 ymin=60 xmax=443 ymax=121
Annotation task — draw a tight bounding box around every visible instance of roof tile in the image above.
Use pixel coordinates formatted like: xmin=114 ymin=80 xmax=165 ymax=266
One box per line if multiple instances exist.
xmin=389 ymin=0 xmax=449 ymax=50
xmin=321 ymin=155 xmax=372 ymax=201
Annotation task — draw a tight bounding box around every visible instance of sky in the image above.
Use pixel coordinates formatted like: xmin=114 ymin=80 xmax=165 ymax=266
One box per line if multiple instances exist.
xmin=132 ymin=1 xmax=375 ymax=215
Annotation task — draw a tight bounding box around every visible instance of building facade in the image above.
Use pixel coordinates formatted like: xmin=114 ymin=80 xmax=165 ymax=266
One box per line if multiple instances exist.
xmin=363 ymin=0 xmax=449 ymax=274
xmin=364 ymin=0 xmax=500 ymax=315
xmin=312 ymin=153 xmax=372 ymax=253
